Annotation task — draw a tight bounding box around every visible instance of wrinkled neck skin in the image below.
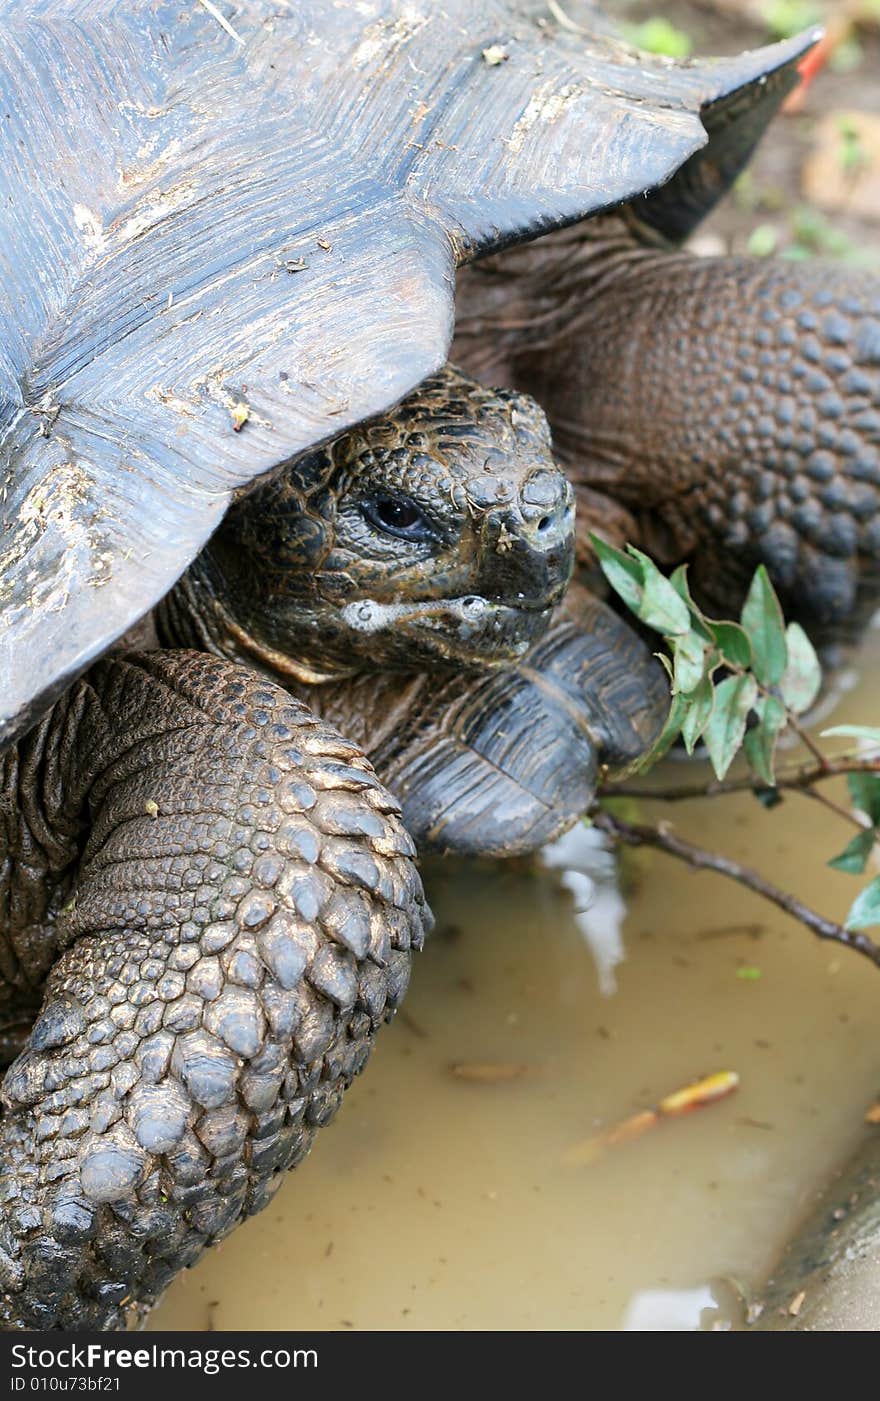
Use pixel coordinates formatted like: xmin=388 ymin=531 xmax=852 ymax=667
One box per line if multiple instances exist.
xmin=157 ymin=553 xmax=361 ymax=687
xmin=453 ymin=211 xmax=672 ymax=390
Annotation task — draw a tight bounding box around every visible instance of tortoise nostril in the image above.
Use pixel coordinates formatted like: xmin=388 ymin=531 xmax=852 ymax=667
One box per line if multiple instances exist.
xmin=537 ymin=515 xmax=551 ymax=532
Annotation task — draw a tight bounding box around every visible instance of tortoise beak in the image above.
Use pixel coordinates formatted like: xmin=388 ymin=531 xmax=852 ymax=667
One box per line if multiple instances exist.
xmin=339 ymin=593 xmax=553 ymax=666
xmin=477 ymin=468 xmax=576 ymax=611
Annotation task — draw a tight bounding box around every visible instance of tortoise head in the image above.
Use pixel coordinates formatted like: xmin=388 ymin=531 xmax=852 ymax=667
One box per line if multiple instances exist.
xmin=164 ymin=367 xmax=575 ymax=681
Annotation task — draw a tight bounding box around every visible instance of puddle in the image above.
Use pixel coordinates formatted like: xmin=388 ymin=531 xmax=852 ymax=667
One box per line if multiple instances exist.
xmin=150 ymin=632 xmax=880 ymax=1332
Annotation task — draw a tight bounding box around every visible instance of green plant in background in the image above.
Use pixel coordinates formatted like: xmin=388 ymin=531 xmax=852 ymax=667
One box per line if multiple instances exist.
xmin=623 ymin=15 xmax=693 ymax=56
xmin=761 ymin=0 xmax=823 ymax=40
xmin=591 ymin=535 xmax=880 ymax=955
xmin=745 ymin=208 xmax=877 ymax=268
xmin=821 ymin=727 xmax=880 ymax=929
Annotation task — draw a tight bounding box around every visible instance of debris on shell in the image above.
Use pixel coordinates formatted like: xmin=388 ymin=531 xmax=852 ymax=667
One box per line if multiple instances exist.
xmin=230 ymin=402 xmax=251 ymax=432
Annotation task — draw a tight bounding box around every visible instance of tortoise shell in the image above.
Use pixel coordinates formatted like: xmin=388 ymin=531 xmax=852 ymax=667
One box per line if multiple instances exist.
xmin=0 ymin=0 xmax=814 ymax=745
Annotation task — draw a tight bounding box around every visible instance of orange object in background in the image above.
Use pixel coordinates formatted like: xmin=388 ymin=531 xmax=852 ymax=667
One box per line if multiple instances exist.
xmin=782 ymin=9 xmax=864 ymax=114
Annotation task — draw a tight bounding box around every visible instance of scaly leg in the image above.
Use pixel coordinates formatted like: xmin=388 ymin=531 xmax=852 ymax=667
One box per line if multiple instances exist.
xmin=0 ymin=651 xmax=429 ymax=1329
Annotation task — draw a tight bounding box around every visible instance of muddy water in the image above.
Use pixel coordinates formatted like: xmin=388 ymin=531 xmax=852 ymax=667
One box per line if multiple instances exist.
xmin=150 ymin=632 xmax=880 ymax=1333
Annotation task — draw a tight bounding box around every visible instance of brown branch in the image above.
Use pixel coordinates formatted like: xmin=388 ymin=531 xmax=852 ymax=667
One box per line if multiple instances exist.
xmin=600 ymin=754 xmax=880 ymax=805
xmin=786 ymin=714 xmax=832 ymax=771
xmin=800 ymin=787 xmax=868 ymax=831
xmin=592 ymin=807 xmax=880 ymax=971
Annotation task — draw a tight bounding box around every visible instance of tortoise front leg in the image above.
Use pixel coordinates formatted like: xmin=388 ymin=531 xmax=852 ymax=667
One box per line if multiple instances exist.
xmin=456 ymin=232 xmax=880 ymax=637
xmin=0 ymin=652 xmax=429 ymax=1329
xmin=288 ymin=587 xmax=666 ymax=858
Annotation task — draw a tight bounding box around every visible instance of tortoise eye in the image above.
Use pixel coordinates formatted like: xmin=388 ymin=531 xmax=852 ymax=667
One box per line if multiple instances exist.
xmin=361 ymin=494 xmax=436 ymax=542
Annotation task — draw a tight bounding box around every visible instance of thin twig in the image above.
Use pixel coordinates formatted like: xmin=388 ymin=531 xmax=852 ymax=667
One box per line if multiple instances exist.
xmin=592 ymin=807 xmax=880 ymax=970
xmin=546 ymin=0 xmax=588 ymax=32
xmin=799 ymin=786 xmax=868 ymax=832
xmin=786 ymin=714 xmax=831 ymax=771
xmin=600 ymin=753 xmax=880 ymax=804
xmin=198 ymin=0 xmax=243 ymax=44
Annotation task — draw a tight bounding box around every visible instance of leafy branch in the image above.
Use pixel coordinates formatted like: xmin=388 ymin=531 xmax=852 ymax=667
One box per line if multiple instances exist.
xmin=589 ymin=536 xmax=880 ymax=958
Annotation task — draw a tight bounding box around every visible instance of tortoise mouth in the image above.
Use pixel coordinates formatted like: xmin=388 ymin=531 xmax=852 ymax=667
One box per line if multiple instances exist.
xmin=339 ymin=593 xmax=554 ymax=666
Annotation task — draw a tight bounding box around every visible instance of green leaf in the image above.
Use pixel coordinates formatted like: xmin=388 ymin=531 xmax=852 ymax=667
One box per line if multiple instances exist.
xmin=681 ymin=677 xmax=715 ymax=755
xmin=591 ymin=535 xmax=645 ymax=615
xmin=627 ymin=547 xmax=691 ymax=636
xmin=779 ymin=623 xmax=822 ymax=715
xmin=847 ymin=773 xmax=880 ymax=827
xmin=707 ymin=620 xmax=752 ymax=671
xmin=669 ymin=564 xmax=692 ymax=603
xmin=743 ymin=695 xmax=787 ymax=787
xmin=845 ymin=877 xmax=880 ymax=932
xmin=668 ymin=566 xmax=715 ymax=641
xmin=740 ymin=565 xmax=788 ymax=687
xmin=592 ymin=535 xmax=691 ymax=638
xmin=821 ymin=726 xmax=880 ymax=745
xmin=829 ymin=828 xmax=877 ymax=875
xmin=704 ymin=674 xmax=759 ymax=780
xmin=629 ymin=691 xmax=689 ymax=776
xmin=672 ymin=630 xmax=708 ymax=695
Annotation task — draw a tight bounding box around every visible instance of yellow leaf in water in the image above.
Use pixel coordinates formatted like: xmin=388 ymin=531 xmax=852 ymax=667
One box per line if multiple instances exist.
xmin=659 ymin=1070 xmax=740 ymax=1117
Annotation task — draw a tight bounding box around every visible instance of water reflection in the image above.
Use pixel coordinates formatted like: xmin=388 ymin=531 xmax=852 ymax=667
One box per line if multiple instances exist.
xmin=541 ymin=825 xmax=626 ymax=996
xmin=620 ymin=1285 xmax=715 ymax=1331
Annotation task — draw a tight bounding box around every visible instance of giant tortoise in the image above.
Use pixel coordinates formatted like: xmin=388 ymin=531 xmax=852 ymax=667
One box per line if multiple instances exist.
xmin=0 ymin=0 xmax=878 ymax=1330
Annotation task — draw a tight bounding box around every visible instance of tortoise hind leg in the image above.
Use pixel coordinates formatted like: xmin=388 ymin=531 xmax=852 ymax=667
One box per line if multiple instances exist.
xmin=0 ymin=651 xmax=429 ymax=1329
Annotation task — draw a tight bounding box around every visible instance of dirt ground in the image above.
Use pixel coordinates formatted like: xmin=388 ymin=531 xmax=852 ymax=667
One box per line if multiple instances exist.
xmin=606 ymin=0 xmax=880 ymax=263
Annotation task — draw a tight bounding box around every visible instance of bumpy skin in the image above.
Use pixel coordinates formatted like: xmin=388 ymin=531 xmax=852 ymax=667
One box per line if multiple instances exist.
xmin=0 ymin=368 xmax=660 ymax=1330
xmin=166 ymin=586 xmax=667 ymax=858
xmin=157 ymin=370 xmax=664 ymax=855
xmin=455 ymin=217 xmax=880 ymax=635
xmin=0 ymin=652 xmax=429 ymax=1329
xmin=297 ymin=591 xmax=667 ymax=855
xmin=158 ymin=367 xmax=575 ymax=679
